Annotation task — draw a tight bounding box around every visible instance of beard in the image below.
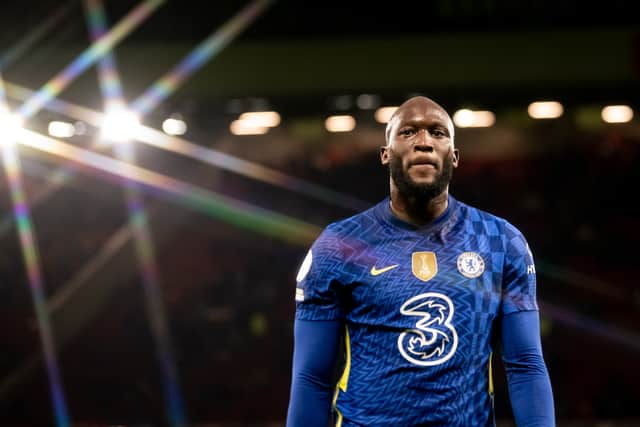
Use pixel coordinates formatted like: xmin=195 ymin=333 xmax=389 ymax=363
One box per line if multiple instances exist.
xmin=388 ymin=150 xmax=454 ymax=202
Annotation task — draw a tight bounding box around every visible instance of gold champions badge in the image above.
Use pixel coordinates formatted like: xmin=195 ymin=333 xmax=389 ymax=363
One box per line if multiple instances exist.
xmin=411 ymin=251 xmax=438 ymax=282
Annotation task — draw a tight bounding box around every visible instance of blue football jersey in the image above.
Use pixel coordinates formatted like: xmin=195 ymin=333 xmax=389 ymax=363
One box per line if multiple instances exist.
xmin=294 ymin=195 xmax=538 ymax=427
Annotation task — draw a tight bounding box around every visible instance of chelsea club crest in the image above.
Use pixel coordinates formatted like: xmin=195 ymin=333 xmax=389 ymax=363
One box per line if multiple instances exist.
xmin=456 ymin=252 xmax=485 ymax=278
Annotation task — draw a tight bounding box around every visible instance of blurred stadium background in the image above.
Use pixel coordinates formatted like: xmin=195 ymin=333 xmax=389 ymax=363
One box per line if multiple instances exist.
xmin=0 ymin=1 xmax=638 ymax=426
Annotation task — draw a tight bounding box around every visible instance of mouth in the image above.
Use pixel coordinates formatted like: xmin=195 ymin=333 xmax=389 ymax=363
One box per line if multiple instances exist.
xmin=409 ymin=159 xmax=437 ymax=169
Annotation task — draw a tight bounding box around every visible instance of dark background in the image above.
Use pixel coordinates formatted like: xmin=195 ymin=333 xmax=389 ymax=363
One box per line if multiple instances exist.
xmin=0 ymin=1 xmax=639 ymax=426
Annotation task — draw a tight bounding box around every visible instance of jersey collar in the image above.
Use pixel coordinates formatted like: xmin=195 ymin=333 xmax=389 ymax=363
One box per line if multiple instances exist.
xmin=377 ymin=194 xmax=457 ymax=234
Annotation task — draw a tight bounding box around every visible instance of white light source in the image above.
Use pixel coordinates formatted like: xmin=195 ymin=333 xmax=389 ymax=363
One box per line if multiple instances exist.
xmin=453 ymin=109 xmax=495 ymax=128
xmin=162 ymin=117 xmax=187 ymax=136
xmin=0 ymin=110 xmax=24 ymax=145
xmin=374 ymin=106 xmax=398 ymax=124
xmin=238 ymin=111 xmax=281 ymax=128
xmin=601 ymin=105 xmax=633 ymax=123
xmin=528 ymin=101 xmax=564 ymax=119
xmin=100 ymin=108 xmax=140 ymax=142
xmin=325 ymin=115 xmax=356 ymax=132
xmin=48 ymin=121 xmax=76 ymax=138
xmin=229 ymin=119 xmax=269 ymax=135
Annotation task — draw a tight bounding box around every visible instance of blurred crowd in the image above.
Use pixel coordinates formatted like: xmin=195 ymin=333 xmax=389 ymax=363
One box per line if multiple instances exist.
xmin=0 ymin=117 xmax=638 ymax=426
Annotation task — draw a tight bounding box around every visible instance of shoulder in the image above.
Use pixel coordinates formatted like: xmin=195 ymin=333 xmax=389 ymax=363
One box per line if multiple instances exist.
xmin=454 ymin=198 xmax=528 ymax=240
xmin=305 ymin=201 xmax=384 ymax=263
xmin=317 ymin=201 xmax=383 ymax=243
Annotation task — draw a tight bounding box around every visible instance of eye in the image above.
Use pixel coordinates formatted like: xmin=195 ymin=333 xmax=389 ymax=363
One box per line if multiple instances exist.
xmin=399 ymin=127 xmax=416 ymax=136
xmin=431 ymin=128 xmax=448 ymax=138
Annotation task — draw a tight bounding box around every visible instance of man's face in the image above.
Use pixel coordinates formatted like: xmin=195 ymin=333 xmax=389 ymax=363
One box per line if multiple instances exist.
xmin=380 ymin=97 xmax=459 ymax=201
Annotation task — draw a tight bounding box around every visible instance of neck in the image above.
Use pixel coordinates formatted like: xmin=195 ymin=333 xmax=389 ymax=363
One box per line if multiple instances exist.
xmin=389 ymin=185 xmax=449 ymax=227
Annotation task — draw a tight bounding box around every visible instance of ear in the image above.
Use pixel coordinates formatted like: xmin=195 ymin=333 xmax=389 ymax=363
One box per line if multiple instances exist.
xmin=380 ymin=145 xmax=389 ymax=165
xmin=452 ymin=148 xmax=460 ymax=168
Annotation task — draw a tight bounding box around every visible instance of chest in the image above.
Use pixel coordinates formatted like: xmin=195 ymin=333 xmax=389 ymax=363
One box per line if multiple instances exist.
xmin=342 ymin=234 xmax=505 ymax=325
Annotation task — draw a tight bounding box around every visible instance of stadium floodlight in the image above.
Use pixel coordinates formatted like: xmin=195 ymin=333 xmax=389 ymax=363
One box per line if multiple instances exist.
xmin=0 ymin=110 xmax=24 ymax=146
xmin=229 ymin=119 xmax=269 ymax=135
xmin=601 ymin=105 xmax=633 ymax=124
xmin=325 ymin=115 xmax=356 ymax=132
xmin=162 ymin=117 xmax=187 ymax=136
xmin=48 ymin=121 xmax=76 ymax=138
xmin=528 ymin=101 xmax=564 ymax=119
xmin=453 ymin=109 xmax=495 ymax=128
xmin=238 ymin=111 xmax=281 ymax=128
xmin=374 ymin=106 xmax=398 ymax=124
xmin=100 ymin=107 xmax=140 ymax=142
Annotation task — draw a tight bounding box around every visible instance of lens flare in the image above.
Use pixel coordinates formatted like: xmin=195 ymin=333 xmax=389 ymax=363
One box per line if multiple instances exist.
xmin=131 ymin=0 xmax=273 ymax=116
xmin=18 ymin=128 xmax=321 ymax=244
xmin=16 ymin=0 xmax=164 ymax=120
xmin=0 ymin=77 xmax=70 ymax=427
xmin=84 ymin=1 xmax=188 ymax=423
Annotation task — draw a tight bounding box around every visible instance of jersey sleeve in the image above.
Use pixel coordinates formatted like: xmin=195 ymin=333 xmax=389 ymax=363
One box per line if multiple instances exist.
xmin=295 ymin=225 xmax=347 ymax=321
xmin=286 ymin=319 xmax=342 ymax=427
xmin=501 ymin=222 xmax=538 ymax=314
xmin=500 ymin=311 xmax=555 ymax=426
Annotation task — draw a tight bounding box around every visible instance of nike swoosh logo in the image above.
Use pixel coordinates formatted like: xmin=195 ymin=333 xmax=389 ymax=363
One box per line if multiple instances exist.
xmin=370 ymin=264 xmax=399 ymax=276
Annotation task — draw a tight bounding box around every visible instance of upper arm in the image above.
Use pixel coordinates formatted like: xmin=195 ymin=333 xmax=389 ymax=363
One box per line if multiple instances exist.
xmin=295 ymin=227 xmax=348 ymax=321
xmin=500 ymin=310 xmax=543 ymax=363
xmin=502 ymin=223 xmax=538 ymax=315
xmin=292 ymin=319 xmax=343 ymax=382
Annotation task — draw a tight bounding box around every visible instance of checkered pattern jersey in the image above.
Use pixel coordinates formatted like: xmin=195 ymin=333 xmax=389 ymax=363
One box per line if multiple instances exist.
xmin=294 ymin=195 xmax=538 ymax=427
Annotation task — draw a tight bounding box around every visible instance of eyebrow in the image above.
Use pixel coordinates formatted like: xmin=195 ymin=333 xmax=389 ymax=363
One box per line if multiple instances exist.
xmin=398 ymin=118 xmax=451 ymax=132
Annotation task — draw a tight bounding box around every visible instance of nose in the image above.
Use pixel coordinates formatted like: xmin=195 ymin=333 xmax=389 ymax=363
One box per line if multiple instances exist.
xmin=414 ymin=129 xmax=434 ymax=152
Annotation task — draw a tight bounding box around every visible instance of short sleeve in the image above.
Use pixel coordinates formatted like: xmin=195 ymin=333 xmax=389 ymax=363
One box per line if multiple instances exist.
xmin=294 ymin=226 xmax=347 ymax=321
xmin=501 ymin=222 xmax=539 ymax=315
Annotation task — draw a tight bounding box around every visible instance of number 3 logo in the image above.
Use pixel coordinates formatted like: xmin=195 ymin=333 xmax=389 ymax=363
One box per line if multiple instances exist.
xmin=397 ymin=292 xmax=458 ymax=366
